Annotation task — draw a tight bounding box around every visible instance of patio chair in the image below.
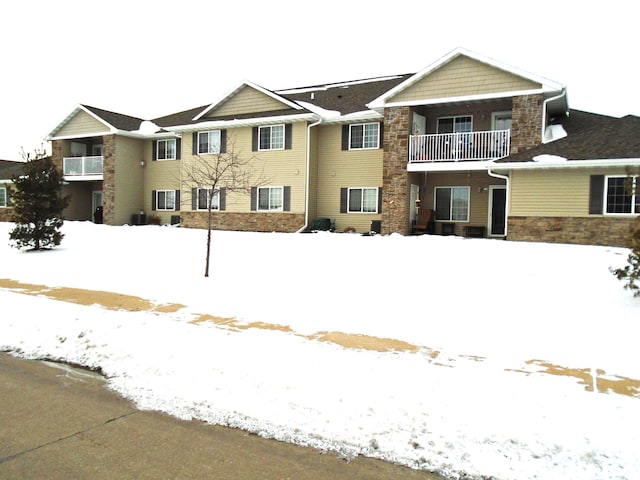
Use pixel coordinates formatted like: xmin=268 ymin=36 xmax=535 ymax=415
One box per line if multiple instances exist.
xmin=412 ymin=208 xmax=435 ymax=235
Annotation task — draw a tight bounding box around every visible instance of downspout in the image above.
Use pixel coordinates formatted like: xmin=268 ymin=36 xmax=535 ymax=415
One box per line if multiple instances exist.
xmin=296 ymin=117 xmax=322 ymax=233
xmin=541 ymin=87 xmax=567 ymax=144
xmin=487 ymin=167 xmax=510 ymax=238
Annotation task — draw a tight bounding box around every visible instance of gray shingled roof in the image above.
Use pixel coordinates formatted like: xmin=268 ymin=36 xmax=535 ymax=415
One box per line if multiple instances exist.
xmin=154 ymin=106 xmax=305 ymax=128
xmin=279 ymin=75 xmax=412 ymax=115
xmin=82 ymin=105 xmax=145 ymax=132
xmin=0 ymin=160 xmax=25 ymax=180
xmin=500 ymin=110 xmax=640 ymax=162
xmin=152 ymin=74 xmax=413 ymax=128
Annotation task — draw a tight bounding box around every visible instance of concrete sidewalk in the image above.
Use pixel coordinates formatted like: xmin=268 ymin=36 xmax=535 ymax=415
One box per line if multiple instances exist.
xmin=0 ymin=353 xmax=443 ymax=479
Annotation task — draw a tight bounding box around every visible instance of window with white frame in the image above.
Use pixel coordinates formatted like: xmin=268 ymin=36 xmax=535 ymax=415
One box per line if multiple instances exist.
xmin=437 ymin=115 xmax=472 ymax=134
xmin=606 ymin=176 xmax=639 ymax=214
xmin=0 ymin=187 xmax=6 ymax=207
xmin=259 ymin=125 xmax=284 ymax=150
xmin=156 ymin=139 xmax=176 ymax=160
xmin=258 ymin=186 xmax=283 ymax=211
xmin=435 ymin=186 xmax=470 ymax=221
xmin=196 ymin=188 xmax=220 ymax=210
xmin=197 ymin=131 xmax=221 ymax=155
xmin=348 ymin=187 xmax=378 ymax=213
xmin=350 ymin=123 xmax=379 ymax=149
xmin=156 ymin=190 xmax=176 ymax=210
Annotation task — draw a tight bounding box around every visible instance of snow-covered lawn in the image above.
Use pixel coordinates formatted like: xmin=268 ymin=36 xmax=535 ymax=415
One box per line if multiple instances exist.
xmin=1 ymin=221 xmax=639 ymax=479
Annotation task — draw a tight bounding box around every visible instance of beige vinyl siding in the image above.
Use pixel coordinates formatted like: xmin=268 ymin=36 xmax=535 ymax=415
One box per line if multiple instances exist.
xmin=61 ymin=182 xmax=101 ymax=221
xmin=56 ymin=110 xmax=109 ymax=137
xmin=113 ymin=136 xmax=146 ymax=225
xmin=391 ymin=56 xmax=541 ymax=103
xmin=423 ymin=172 xmax=500 ymax=228
xmin=315 ymin=124 xmax=383 ymax=233
xmin=181 ymin=123 xmax=308 ymax=214
xmin=208 ymin=86 xmax=291 ymax=118
xmin=307 ymin=126 xmax=319 ymax=222
xmin=143 ymin=139 xmax=181 ymax=223
xmin=509 ymin=167 xmax=631 ymax=217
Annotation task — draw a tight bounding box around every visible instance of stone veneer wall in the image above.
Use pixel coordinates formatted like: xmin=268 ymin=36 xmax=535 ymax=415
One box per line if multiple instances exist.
xmin=101 ymin=135 xmax=116 ymax=225
xmin=508 ymin=216 xmax=636 ymax=247
xmin=382 ymin=106 xmax=411 ymax=235
xmin=0 ymin=206 xmax=12 ymax=222
xmin=510 ymin=94 xmax=543 ymax=155
xmin=52 ymin=140 xmax=63 ymax=172
xmin=180 ymin=211 xmax=305 ymax=233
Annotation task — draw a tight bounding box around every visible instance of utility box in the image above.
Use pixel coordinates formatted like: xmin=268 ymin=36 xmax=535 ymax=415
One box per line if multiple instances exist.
xmin=131 ymin=213 xmax=146 ymax=225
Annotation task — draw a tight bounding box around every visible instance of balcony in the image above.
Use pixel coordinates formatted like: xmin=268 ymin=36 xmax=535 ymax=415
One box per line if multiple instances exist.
xmin=409 ymin=130 xmax=510 ymax=163
xmin=63 ymin=156 xmax=103 ymax=180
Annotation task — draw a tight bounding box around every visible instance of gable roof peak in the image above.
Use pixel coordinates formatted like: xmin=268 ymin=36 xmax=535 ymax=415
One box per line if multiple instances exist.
xmin=368 ymin=47 xmax=565 ymax=110
xmin=192 ymin=80 xmax=303 ymax=121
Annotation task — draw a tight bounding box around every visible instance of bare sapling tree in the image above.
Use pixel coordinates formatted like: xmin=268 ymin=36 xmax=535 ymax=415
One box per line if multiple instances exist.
xmin=182 ymin=137 xmax=266 ymax=277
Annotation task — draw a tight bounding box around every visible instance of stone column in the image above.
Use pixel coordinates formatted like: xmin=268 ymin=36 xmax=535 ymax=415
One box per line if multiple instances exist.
xmin=102 ymin=135 xmax=116 ymax=225
xmin=382 ymin=106 xmax=411 ymax=235
xmin=52 ymin=140 xmax=63 ymax=172
xmin=510 ymin=94 xmax=543 ymax=155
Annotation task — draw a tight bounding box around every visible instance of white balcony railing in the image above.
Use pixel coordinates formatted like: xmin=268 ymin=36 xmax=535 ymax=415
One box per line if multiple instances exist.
xmin=63 ymin=156 xmax=104 ymax=176
xmin=409 ymin=130 xmax=510 ymax=163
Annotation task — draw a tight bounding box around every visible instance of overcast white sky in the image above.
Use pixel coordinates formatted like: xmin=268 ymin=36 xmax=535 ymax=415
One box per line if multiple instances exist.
xmin=1 ymin=0 xmax=637 ymax=160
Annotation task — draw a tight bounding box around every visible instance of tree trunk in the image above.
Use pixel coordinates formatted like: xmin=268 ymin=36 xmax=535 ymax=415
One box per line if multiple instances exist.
xmin=204 ymin=206 xmax=212 ymax=277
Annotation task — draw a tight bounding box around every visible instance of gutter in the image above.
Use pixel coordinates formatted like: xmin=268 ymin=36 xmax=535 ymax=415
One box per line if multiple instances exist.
xmin=542 ymin=87 xmax=567 ymax=144
xmin=297 ymin=117 xmax=322 ymax=233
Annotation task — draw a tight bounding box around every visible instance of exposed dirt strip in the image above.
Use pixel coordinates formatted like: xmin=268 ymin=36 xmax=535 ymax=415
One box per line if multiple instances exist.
xmin=2 ymin=278 xmax=638 ymax=398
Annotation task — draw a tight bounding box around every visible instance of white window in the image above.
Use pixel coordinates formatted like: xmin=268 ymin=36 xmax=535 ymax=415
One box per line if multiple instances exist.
xmin=197 ymin=131 xmax=221 ymax=155
xmin=196 ymin=188 xmax=220 ymax=210
xmin=350 ymin=123 xmax=379 ymax=149
xmin=606 ymin=176 xmax=639 ymax=214
xmin=156 ymin=139 xmax=176 ymax=160
xmin=0 ymin=187 xmax=6 ymax=207
xmin=70 ymin=141 xmax=87 ymax=157
xmin=259 ymin=125 xmax=284 ymax=150
xmin=258 ymin=186 xmax=283 ymax=211
xmin=156 ymin=190 xmax=176 ymax=210
xmin=348 ymin=187 xmax=378 ymax=213
xmin=435 ymin=186 xmax=470 ymax=221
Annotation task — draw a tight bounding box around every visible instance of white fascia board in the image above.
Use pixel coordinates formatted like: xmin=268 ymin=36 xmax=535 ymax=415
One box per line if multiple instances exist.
xmin=372 ymin=88 xmax=550 ymax=110
xmin=319 ymin=110 xmax=383 ymax=125
xmin=64 ymin=175 xmax=104 ymax=182
xmin=47 ymin=130 xmax=116 ymax=141
xmin=489 ymin=158 xmax=640 ymax=172
xmin=166 ymin=112 xmax=318 ymax=133
xmin=193 ymin=80 xmax=303 ymax=121
xmin=408 ymin=160 xmax=493 ymax=173
xmin=49 ymin=129 xmax=178 ymax=142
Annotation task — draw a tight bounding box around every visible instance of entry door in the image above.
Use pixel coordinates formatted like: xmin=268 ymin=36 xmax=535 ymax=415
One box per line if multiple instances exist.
xmin=410 ymin=184 xmax=419 ymax=225
xmin=489 ymin=186 xmax=506 ymax=236
xmin=92 ymin=191 xmax=103 ymax=213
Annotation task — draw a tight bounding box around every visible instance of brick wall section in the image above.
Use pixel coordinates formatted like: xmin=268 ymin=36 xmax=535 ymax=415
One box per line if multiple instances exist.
xmin=508 ymin=216 xmax=636 ymax=247
xmin=180 ymin=211 xmax=305 ymax=233
xmin=382 ymin=106 xmax=411 ymax=235
xmin=510 ymin=94 xmax=543 ymax=155
xmin=102 ymin=135 xmax=116 ymax=225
